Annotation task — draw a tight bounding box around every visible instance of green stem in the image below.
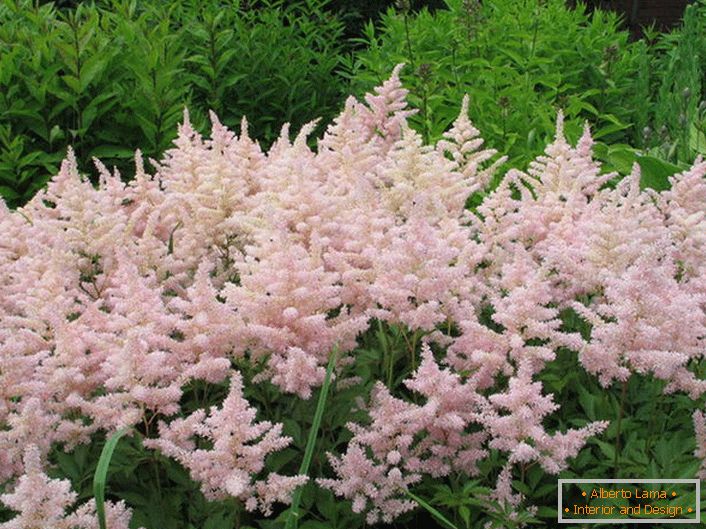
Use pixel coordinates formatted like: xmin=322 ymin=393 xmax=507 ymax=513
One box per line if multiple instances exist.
xmin=400 ymin=328 xmax=417 ymax=371
xmin=405 ymin=490 xmax=459 ymax=529
xmin=378 ymin=320 xmax=394 ymax=388
xmin=451 ymin=41 xmax=460 ymax=91
xmin=421 ymin=84 xmax=430 ymax=144
xmin=403 ymin=11 xmax=415 ymax=72
xmin=152 ymin=455 xmax=162 ymax=498
xmin=613 ymin=379 xmax=629 ymax=478
xmin=285 ymin=347 xmax=338 ymax=529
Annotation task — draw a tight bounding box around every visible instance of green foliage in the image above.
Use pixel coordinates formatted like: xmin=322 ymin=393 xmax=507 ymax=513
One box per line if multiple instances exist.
xmin=345 ymin=0 xmax=644 ymax=174
xmin=593 ymin=142 xmax=683 ymax=191
xmin=638 ymin=0 xmax=706 ymax=166
xmin=173 ymin=0 xmax=346 ymax=146
xmin=0 ymin=0 xmax=347 ymax=207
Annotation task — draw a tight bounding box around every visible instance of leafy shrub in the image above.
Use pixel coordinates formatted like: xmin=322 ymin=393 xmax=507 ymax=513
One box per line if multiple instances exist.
xmin=0 ymin=0 xmax=347 ymax=207
xmin=1 ymin=68 xmax=705 ymax=529
xmin=637 ymin=0 xmax=706 ymax=165
xmin=344 ymin=0 xmax=649 ymax=175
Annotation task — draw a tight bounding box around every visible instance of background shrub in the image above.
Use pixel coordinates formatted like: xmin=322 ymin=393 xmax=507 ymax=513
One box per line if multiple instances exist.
xmin=637 ymin=0 xmax=706 ymax=165
xmin=345 ymin=0 xmax=649 ymax=178
xmin=0 ymin=0 xmax=347 ymax=207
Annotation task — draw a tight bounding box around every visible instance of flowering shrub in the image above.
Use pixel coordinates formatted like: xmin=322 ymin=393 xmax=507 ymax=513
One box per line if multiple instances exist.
xmin=1 ymin=66 xmax=705 ymax=528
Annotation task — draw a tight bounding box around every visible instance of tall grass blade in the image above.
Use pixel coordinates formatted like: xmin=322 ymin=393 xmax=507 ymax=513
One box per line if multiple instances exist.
xmin=405 ymin=489 xmax=460 ymax=529
xmin=285 ymin=346 xmax=338 ymax=529
xmin=93 ymin=428 xmax=129 ymax=529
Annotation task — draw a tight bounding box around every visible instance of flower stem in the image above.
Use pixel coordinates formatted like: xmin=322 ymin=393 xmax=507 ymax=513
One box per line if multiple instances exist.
xmin=285 ymin=346 xmax=338 ymax=529
xmin=613 ymin=379 xmax=629 ymax=477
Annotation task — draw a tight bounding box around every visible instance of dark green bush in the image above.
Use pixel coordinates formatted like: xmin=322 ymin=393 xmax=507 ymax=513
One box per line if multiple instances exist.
xmin=0 ymin=0 xmax=347 ymax=207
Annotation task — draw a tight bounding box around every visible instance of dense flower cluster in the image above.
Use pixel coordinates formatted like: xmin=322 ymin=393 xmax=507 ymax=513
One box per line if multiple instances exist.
xmin=144 ymin=372 xmax=306 ymax=513
xmin=0 ymin=446 xmax=134 ymax=529
xmin=1 ymin=66 xmax=705 ymax=527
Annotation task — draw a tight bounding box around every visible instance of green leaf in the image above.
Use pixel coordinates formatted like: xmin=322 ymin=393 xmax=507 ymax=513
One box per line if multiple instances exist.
xmin=593 ymin=439 xmax=616 ymax=461
xmin=593 ymin=121 xmax=631 ymax=140
xmin=93 ymin=428 xmax=130 ymax=529
xmin=203 ymin=511 xmax=235 ymax=529
xmin=89 ymin=145 xmax=136 ymax=159
xmin=458 ymin=505 xmax=471 ymax=525
xmin=405 ymin=490 xmax=459 ymax=529
xmin=498 ymin=47 xmax=525 ymax=67
xmin=0 ymin=185 xmax=20 ymax=200
xmin=80 ymin=54 xmax=108 ymax=92
xmin=54 ymin=450 xmax=81 ymax=481
xmin=61 ymin=73 xmax=81 ymax=94
xmin=636 ymin=155 xmax=681 ymax=191
xmin=606 ymin=146 xmax=637 ymax=175
xmin=266 ymin=447 xmax=298 ymax=473
xmin=577 ymin=384 xmax=597 ymax=421
xmin=285 ymin=347 xmax=338 ymax=529
xmin=49 ymin=125 xmax=65 ymax=145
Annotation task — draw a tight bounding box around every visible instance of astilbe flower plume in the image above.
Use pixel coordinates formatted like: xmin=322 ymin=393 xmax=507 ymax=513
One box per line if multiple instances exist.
xmin=319 ymin=345 xmax=487 ymax=524
xmin=145 ymin=372 xmax=306 ymax=514
xmin=659 ymin=158 xmax=706 ymax=292
xmin=222 ymin=235 xmax=368 ymax=398
xmin=1 ymin=64 xmax=706 ymax=527
xmin=0 ymin=445 xmax=137 ymax=529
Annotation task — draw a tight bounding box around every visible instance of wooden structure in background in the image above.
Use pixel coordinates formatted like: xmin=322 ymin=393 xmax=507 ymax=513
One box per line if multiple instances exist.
xmin=579 ymin=0 xmax=692 ymax=34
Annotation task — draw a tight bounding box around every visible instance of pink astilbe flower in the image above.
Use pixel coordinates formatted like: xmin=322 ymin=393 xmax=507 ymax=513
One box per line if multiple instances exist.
xmin=448 ymin=248 xmax=580 ymax=391
xmin=659 ymin=158 xmax=706 ymax=288
xmin=166 ymin=261 xmax=245 ymax=383
xmin=245 ymin=120 xmax=339 ymax=249
xmin=320 ymin=345 xmax=487 ymax=523
xmin=572 ymin=251 xmax=706 ymax=397
xmin=480 ymin=361 xmax=608 ymax=475
xmin=357 ymin=63 xmax=417 ymax=150
xmin=223 ymin=236 xmax=367 ymax=397
xmin=436 ymin=94 xmax=507 ymax=193
xmin=319 ymin=441 xmax=419 ymax=524
xmin=145 ymin=372 xmax=305 ymax=514
xmin=368 ymin=215 xmax=481 ymax=335
xmin=0 ymin=445 xmax=136 ymax=529
xmin=489 ymin=464 xmax=525 ymax=510
xmin=476 ymin=117 xmax=617 ymax=296
xmin=487 ymin=249 xmax=582 ymax=358
xmin=537 ymin=164 xmax=670 ymax=300
xmin=446 ymin=318 xmax=514 ymax=390
xmin=147 ymin=111 xmax=264 ymax=277
xmin=374 ymin=125 xmax=462 ymax=221
xmin=0 ymin=399 xmax=59 ymax=483
xmin=66 ymin=256 xmax=185 ymax=428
